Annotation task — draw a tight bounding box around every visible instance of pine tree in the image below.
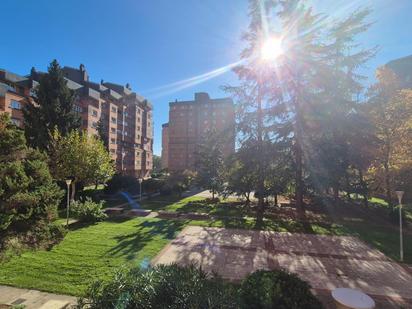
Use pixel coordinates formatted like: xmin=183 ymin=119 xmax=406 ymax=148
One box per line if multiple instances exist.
xmin=24 ymin=59 xmax=81 ymax=150
xmin=196 ymin=130 xmax=225 ymax=199
xmin=226 ymin=0 xmax=375 ymax=219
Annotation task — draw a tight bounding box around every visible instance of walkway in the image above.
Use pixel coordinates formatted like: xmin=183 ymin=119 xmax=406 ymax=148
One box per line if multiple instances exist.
xmin=0 ymin=286 xmax=76 ymax=309
xmin=152 ymin=226 xmax=412 ymax=309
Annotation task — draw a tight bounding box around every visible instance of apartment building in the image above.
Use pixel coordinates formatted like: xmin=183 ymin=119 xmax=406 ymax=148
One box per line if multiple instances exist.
xmin=0 ymin=64 xmax=153 ymax=178
xmin=162 ymin=92 xmax=235 ymax=171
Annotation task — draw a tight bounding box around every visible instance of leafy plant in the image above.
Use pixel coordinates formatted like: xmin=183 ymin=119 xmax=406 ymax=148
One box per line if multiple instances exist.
xmin=71 ymin=198 xmax=107 ymax=223
xmin=240 ymin=269 xmax=323 ymax=309
xmin=77 ymin=264 xmax=240 ymax=309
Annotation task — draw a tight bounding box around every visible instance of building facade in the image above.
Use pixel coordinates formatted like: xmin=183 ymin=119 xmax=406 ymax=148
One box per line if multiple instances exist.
xmin=162 ymin=92 xmax=235 ymax=171
xmin=0 ymin=64 xmax=153 ymax=178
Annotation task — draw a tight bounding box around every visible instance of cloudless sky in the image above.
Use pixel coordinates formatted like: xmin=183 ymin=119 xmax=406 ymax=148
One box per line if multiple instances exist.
xmin=2 ymin=0 xmax=412 ymax=155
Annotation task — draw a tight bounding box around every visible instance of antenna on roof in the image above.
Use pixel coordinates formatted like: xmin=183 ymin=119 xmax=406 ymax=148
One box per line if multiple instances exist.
xmin=101 ymin=79 xmax=104 ymax=85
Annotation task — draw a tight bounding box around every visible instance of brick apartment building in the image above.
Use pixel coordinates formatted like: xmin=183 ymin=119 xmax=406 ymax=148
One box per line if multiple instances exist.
xmin=0 ymin=64 xmax=153 ymax=178
xmin=162 ymin=92 xmax=235 ymax=171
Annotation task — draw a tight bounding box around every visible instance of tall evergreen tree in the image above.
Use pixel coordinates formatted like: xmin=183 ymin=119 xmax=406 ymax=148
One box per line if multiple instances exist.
xmin=227 ymin=0 xmax=375 ymax=218
xmin=196 ymin=130 xmax=225 ymax=199
xmin=24 ymin=59 xmax=81 ymax=150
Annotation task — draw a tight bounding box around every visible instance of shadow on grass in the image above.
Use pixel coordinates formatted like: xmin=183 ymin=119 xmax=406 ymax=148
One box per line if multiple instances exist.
xmin=106 ymin=219 xmax=186 ymax=261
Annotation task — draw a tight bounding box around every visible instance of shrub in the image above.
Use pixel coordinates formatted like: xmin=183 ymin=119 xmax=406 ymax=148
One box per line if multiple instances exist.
xmin=77 ymin=264 xmax=240 ymax=309
xmin=77 ymin=266 xmax=324 ymax=309
xmin=71 ymin=198 xmax=107 ymax=223
xmin=104 ymin=174 xmax=140 ymax=195
xmin=240 ymin=269 xmax=323 ymax=309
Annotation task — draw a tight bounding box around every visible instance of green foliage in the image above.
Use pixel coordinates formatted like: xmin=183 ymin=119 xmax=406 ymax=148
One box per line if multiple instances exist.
xmin=143 ymin=178 xmax=165 ymax=197
xmin=49 ymin=129 xmax=115 ymax=198
xmin=166 ymin=170 xmax=196 ymax=197
xmin=23 ymin=59 xmax=81 ymax=150
xmin=78 ymin=265 xmax=322 ymax=309
xmin=104 ymin=174 xmax=140 ymax=194
xmin=240 ymin=270 xmax=323 ymax=309
xmin=196 ymin=130 xmax=226 ymax=199
xmin=0 ymin=114 xmax=64 ymax=233
xmin=71 ymin=198 xmax=107 ymax=223
xmin=152 ymin=154 xmax=162 ymax=174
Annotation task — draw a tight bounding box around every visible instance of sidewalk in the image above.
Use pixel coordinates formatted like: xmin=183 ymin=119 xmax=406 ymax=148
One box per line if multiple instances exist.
xmin=0 ymin=285 xmax=76 ymax=309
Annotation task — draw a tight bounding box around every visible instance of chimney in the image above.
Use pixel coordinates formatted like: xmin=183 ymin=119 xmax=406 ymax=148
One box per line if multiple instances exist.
xmin=79 ymin=64 xmax=89 ymax=81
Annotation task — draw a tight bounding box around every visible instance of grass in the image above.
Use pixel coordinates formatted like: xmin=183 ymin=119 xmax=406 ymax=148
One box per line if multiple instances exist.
xmin=1 ymin=193 xmax=411 ymax=296
xmin=0 ymin=218 xmax=185 ymax=296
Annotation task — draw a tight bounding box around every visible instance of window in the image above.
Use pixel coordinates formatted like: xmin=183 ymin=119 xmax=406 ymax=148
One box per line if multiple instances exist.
xmin=10 ymin=100 xmax=21 ymax=110
xmin=73 ymin=105 xmax=82 ymax=113
xmin=92 ymin=121 xmax=98 ymax=128
xmin=124 ymin=112 xmax=128 ymax=117
xmin=110 ymin=149 xmax=115 ymax=154
xmin=111 ymin=117 xmax=116 ymax=124
xmin=111 ymin=106 xmax=117 ymax=113
xmin=111 ymin=138 xmax=116 ymax=144
xmin=124 ymin=122 xmax=128 ymax=127
xmin=137 ymin=126 xmax=141 ymax=131
xmin=11 ymin=118 xmax=21 ymax=126
xmin=137 ymin=117 xmax=141 ymax=122
xmin=111 ymin=127 xmax=116 ymax=133
xmin=91 ymin=109 xmax=98 ymax=117
xmin=124 ymin=131 xmax=128 ymax=136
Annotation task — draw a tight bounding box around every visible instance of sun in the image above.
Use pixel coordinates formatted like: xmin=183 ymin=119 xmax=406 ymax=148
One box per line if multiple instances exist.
xmin=261 ymin=37 xmax=283 ymax=61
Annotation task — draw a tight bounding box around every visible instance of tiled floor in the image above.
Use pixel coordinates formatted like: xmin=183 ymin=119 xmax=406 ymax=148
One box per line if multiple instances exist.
xmin=152 ymin=226 xmax=412 ymax=308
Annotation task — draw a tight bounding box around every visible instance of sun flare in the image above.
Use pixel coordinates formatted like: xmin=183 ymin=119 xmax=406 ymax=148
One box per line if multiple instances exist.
xmin=261 ymin=37 xmax=283 ymax=61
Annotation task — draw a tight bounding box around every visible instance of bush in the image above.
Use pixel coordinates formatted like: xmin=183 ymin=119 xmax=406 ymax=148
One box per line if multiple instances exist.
xmin=77 ymin=264 xmax=240 ymax=309
xmin=104 ymin=174 xmax=140 ymax=195
xmin=240 ymin=269 xmax=323 ymax=309
xmin=71 ymin=198 xmax=107 ymax=223
xmin=77 ymin=266 xmax=323 ymax=309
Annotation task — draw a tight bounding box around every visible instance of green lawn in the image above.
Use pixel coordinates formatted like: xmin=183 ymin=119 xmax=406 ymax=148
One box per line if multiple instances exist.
xmin=0 ymin=218 xmax=185 ymax=296
xmin=1 ymin=194 xmax=411 ymax=296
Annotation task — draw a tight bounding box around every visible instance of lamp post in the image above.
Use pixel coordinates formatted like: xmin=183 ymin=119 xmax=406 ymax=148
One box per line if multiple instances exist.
xmin=138 ymin=178 xmax=143 ymax=202
xmin=65 ymin=179 xmax=72 ymax=227
xmin=395 ymin=190 xmax=404 ymax=262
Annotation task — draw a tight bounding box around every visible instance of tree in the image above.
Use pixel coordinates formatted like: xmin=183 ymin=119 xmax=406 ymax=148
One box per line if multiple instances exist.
xmin=0 ymin=114 xmax=63 ymax=233
xmin=226 ymin=1 xmax=375 ymax=218
xmin=196 ymin=130 xmax=225 ymax=199
xmin=96 ymin=119 xmax=109 ymax=150
xmin=24 ymin=59 xmax=81 ymax=150
xmin=367 ymin=66 xmax=412 ymax=206
xmin=49 ymin=130 xmax=115 ymax=199
xmin=166 ymin=170 xmax=196 ymax=198
xmin=152 ymin=155 xmax=162 ymax=174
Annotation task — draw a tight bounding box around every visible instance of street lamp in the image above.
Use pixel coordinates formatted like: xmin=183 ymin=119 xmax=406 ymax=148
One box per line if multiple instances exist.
xmin=138 ymin=178 xmax=143 ymax=202
xmin=396 ymin=190 xmax=405 ymax=262
xmin=65 ymin=179 xmax=72 ymax=227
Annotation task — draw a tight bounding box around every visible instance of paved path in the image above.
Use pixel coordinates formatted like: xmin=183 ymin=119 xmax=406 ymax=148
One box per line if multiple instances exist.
xmin=0 ymin=286 xmax=76 ymax=309
xmin=152 ymin=226 xmax=412 ymax=308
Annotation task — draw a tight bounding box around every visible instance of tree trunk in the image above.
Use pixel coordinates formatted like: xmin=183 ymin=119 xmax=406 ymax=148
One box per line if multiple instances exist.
xmin=212 ymin=189 xmax=215 ymax=200
xmin=274 ymin=194 xmax=278 ymax=207
xmin=333 ymin=184 xmax=339 ymax=201
xmin=295 ymin=116 xmax=304 ymax=215
xmin=255 ymin=84 xmax=265 ymax=227
xmin=70 ymin=181 xmax=76 ymax=201
xmin=359 ymin=169 xmax=368 ymax=208
xmin=384 ymin=140 xmax=392 ymax=208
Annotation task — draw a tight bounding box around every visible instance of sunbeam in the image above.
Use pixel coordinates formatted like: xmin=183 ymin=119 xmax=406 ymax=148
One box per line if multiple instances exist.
xmin=142 ymin=59 xmax=245 ymax=99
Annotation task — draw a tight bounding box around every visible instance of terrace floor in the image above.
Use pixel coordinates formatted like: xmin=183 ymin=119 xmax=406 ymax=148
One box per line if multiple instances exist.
xmin=152 ymin=226 xmax=412 ymax=308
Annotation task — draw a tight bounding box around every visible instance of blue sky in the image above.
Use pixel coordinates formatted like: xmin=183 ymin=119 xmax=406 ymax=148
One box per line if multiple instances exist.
xmin=2 ymin=0 xmax=412 ymax=155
